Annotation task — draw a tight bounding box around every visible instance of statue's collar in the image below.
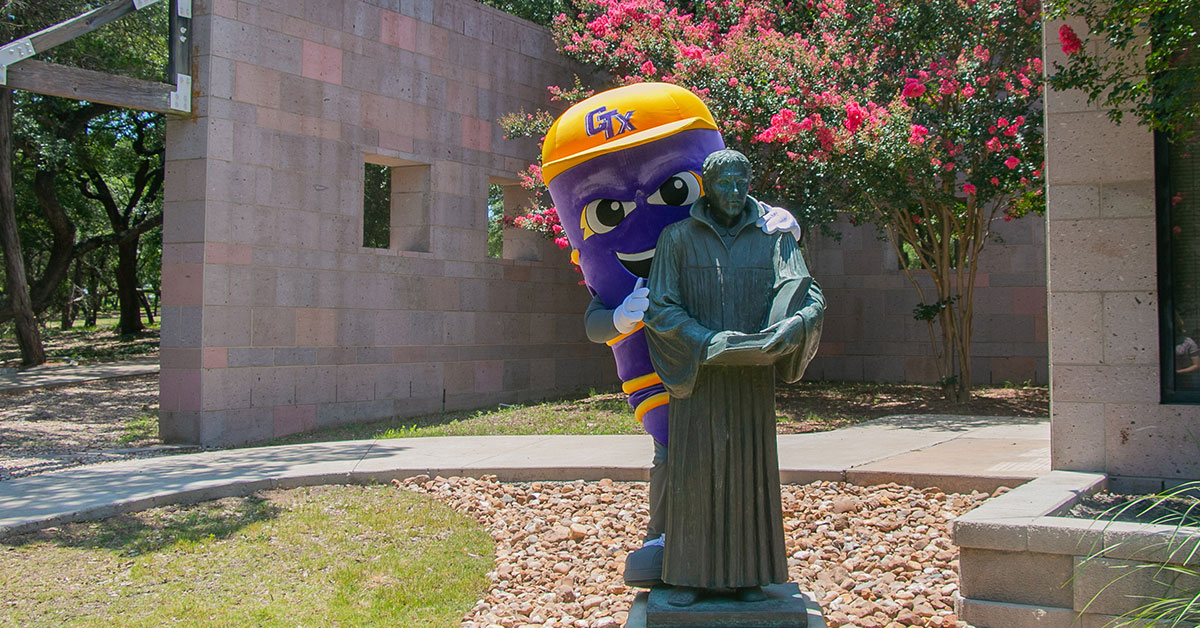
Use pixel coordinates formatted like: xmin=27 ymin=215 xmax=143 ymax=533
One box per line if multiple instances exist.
xmin=690 ymin=195 xmax=764 ymax=237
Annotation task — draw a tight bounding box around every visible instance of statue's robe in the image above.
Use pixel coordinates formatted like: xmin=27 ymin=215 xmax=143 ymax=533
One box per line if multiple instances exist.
xmin=644 ymin=196 xmax=824 ymax=589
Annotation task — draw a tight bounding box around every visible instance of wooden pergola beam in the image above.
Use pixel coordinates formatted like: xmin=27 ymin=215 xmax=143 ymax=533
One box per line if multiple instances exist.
xmin=0 ymin=0 xmax=191 ymax=114
xmin=5 ymin=59 xmax=175 ymax=114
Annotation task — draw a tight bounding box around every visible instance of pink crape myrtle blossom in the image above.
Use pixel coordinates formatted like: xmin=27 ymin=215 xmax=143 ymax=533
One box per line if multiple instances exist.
xmin=902 ymin=78 xmax=926 ymax=98
xmin=909 ymin=124 xmax=929 ymax=145
xmin=1058 ymin=24 xmax=1083 ymax=56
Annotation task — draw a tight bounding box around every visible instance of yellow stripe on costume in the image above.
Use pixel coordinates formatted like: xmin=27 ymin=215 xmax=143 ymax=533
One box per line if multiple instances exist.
xmin=605 ymin=321 xmax=644 ymax=346
xmin=622 ymin=372 xmax=663 ymax=395
xmin=634 ymin=392 xmax=670 ymax=423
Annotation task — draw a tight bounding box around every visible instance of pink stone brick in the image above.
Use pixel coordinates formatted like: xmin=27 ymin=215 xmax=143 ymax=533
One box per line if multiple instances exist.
xmin=206 ymin=242 xmax=254 ymax=265
xmin=203 ymin=347 xmax=229 ymax=369
xmin=1012 ymin=285 xmax=1048 ymax=316
xmin=380 ymin=10 xmax=417 ymax=51
xmin=162 ymin=369 xmax=203 ymax=412
xmin=379 ymin=131 xmax=414 ymax=153
xmin=461 ymin=116 xmax=492 ymax=152
xmin=273 ymin=404 xmax=318 ymax=438
xmin=163 ymin=243 xmax=205 ymax=264
xmin=818 ymin=342 xmax=845 ymax=356
xmin=212 ymin=0 xmax=238 ymax=18
xmin=475 ymin=360 xmax=503 ymax=393
xmin=161 ymin=347 xmax=201 ymax=369
xmin=416 ymin=21 xmax=450 ymax=59
xmin=361 ymin=93 xmax=411 ymax=133
xmin=234 ymin=61 xmax=282 ymax=108
xmin=159 ymin=370 xmax=179 ymax=411
xmin=162 ymin=263 xmax=203 ymax=306
xmin=296 ymin=308 xmax=337 ymax=346
xmin=164 ymin=160 xmax=207 ymax=204
xmin=301 ymin=40 xmax=343 ymax=85
xmin=255 ymin=108 xmax=305 ymax=135
xmin=446 ymin=81 xmax=478 ymax=117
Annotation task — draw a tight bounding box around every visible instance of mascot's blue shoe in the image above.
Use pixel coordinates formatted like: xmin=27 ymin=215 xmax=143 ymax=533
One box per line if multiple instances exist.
xmin=623 ymin=536 xmax=664 ymax=588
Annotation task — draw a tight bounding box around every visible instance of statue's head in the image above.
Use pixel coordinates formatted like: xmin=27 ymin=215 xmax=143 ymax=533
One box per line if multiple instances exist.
xmin=541 ymin=83 xmax=725 ymax=306
xmin=701 ymin=149 xmax=751 ymax=224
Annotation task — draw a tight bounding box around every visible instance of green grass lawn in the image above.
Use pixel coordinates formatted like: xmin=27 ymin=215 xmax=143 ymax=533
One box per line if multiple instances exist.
xmin=270 ymin=391 xmax=641 ymax=445
xmin=0 ymin=485 xmax=492 ymax=628
xmin=270 ymin=380 xmax=1048 ymax=446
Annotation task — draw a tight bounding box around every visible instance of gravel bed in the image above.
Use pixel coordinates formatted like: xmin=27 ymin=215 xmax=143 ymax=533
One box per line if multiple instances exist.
xmin=0 ymin=374 xmax=188 ymax=481
xmin=398 ymin=475 xmax=991 ymax=628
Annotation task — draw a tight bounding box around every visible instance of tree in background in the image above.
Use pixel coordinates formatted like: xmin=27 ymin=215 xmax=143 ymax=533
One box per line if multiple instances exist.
xmin=1047 ymin=0 xmax=1199 ymax=141
xmin=501 ymin=0 xmax=1045 ymax=401
xmin=0 ymin=0 xmax=168 ymax=359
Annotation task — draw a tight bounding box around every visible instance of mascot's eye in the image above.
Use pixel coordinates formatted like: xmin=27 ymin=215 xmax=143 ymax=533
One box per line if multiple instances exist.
xmin=583 ymin=198 xmax=636 ymax=234
xmin=647 ymin=171 xmax=703 ymax=206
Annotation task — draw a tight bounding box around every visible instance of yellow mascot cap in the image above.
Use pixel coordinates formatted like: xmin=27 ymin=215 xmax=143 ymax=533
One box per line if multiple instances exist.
xmin=541 ymin=82 xmax=717 ymax=185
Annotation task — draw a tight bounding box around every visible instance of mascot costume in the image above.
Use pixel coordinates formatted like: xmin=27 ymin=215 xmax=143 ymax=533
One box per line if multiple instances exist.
xmin=541 ymin=83 xmax=800 ymax=585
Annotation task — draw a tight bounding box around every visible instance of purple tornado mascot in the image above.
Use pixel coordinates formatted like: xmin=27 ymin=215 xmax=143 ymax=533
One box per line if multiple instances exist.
xmin=541 ymin=83 xmax=800 ymax=586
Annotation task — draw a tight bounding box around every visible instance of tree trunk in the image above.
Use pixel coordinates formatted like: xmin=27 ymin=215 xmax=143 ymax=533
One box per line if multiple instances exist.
xmin=0 ymin=89 xmax=45 ymax=366
xmin=115 ymin=236 xmax=142 ymax=334
xmin=61 ymin=258 xmax=84 ymax=329
xmin=60 ymin=285 xmax=75 ymax=329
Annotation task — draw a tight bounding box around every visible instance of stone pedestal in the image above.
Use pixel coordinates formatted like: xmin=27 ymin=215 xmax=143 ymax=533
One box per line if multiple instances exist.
xmin=625 ymin=583 xmax=826 ymax=628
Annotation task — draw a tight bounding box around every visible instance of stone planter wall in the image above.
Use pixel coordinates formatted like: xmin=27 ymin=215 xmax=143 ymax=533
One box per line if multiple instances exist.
xmin=954 ymin=471 xmax=1200 ymax=627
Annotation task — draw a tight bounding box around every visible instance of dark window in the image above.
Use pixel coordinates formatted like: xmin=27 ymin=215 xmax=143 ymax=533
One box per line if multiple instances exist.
xmin=1159 ymin=124 xmax=1200 ymax=401
xmin=363 ymin=162 xmax=391 ymax=249
xmin=361 ymin=157 xmax=431 ymax=252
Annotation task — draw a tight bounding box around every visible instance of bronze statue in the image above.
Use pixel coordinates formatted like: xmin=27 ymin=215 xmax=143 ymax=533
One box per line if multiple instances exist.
xmin=643 ymin=149 xmax=824 ymax=607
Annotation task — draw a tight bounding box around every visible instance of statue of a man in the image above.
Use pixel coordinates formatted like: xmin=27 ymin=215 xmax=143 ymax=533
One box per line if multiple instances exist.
xmin=643 ymin=149 xmax=824 ymax=606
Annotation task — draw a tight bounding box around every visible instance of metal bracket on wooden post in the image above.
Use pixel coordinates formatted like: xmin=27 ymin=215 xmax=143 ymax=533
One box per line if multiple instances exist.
xmin=0 ymin=37 xmax=36 ymax=86
xmin=167 ymin=0 xmax=193 ymax=113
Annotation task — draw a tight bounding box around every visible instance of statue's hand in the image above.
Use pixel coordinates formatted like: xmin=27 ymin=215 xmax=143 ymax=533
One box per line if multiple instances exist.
xmin=707 ymin=330 xmax=741 ymax=348
xmin=613 ymin=277 xmax=650 ymax=334
xmin=760 ymin=315 xmax=807 ymax=356
xmin=756 ymin=202 xmax=802 ymax=242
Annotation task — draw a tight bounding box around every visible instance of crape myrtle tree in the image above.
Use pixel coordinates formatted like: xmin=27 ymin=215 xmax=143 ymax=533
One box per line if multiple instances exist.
xmin=500 ymin=0 xmax=1045 ymax=401
xmin=1047 ymin=0 xmax=1200 ymax=142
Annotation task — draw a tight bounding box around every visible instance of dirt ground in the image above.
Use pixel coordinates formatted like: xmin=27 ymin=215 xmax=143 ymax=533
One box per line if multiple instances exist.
xmin=774 ymin=380 xmax=1048 ymax=433
xmin=0 ymin=374 xmax=188 ymax=482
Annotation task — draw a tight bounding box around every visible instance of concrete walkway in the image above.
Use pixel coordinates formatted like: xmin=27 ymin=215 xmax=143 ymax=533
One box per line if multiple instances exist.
xmin=0 ymin=356 xmax=159 ymax=394
xmin=0 ymin=413 xmax=1049 ymax=538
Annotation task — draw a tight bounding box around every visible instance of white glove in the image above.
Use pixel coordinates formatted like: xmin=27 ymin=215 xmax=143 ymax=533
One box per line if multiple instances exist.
xmin=613 ymin=277 xmax=650 ymax=334
xmin=756 ymin=202 xmax=803 ymax=242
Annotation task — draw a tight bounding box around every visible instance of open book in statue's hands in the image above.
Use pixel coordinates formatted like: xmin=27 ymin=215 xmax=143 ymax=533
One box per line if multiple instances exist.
xmin=703 ymin=331 xmax=776 ymax=365
xmin=703 ymin=275 xmax=814 ymax=366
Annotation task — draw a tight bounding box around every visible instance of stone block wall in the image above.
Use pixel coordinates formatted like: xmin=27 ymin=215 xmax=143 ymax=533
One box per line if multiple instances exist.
xmin=804 ymin=215 xmax=1048 ymax=386
xmin=1044 ymin=18 xmax=1200 ymax=482
xmin=159 ymin=0 xmax=612 ymax=446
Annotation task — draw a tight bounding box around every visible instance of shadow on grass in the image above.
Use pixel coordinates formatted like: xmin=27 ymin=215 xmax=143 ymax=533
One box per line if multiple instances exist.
xmin=1 ymin=494 xmax=281 ymax=557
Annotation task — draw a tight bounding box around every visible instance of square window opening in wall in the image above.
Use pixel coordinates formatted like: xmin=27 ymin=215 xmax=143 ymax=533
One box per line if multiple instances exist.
xmin=362 ymin=156 xmax=431 ymax=252
xmin=488 ymin=176 xmax=540 ymax=261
